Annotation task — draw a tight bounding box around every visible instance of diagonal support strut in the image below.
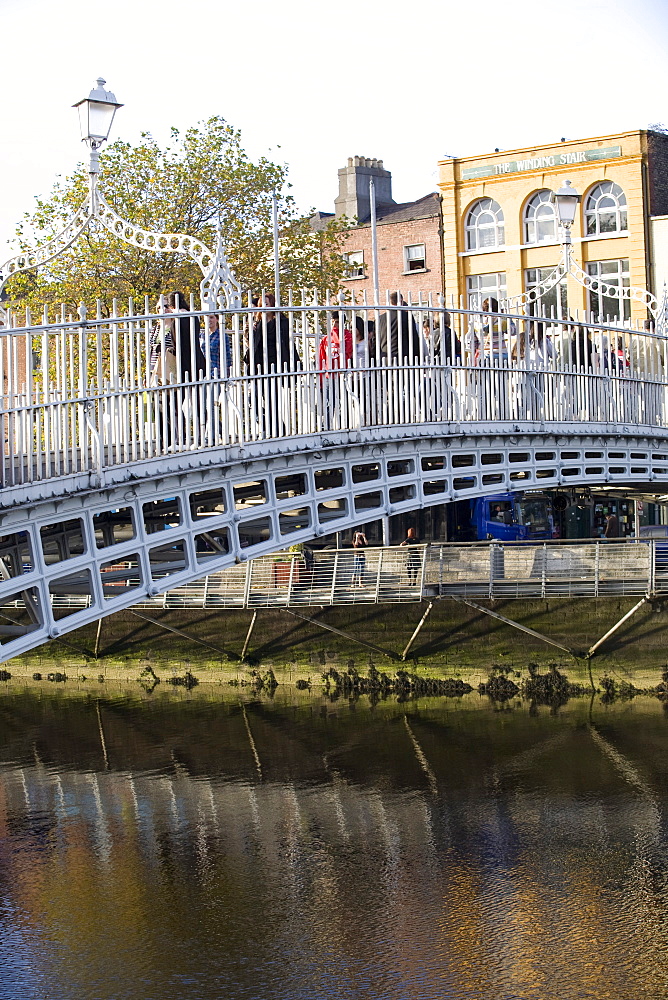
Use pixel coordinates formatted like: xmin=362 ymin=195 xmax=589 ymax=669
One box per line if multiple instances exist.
xmin=129 ymin=611 xmax=230 ymax=658
xmin=283 ymin=609 xmax=399 ymax=660
xmin=449 ymin=596 xmax=579 ymax=657
xmin=585 ymin=597 xmax=649 ymax=659
xmin=401 ymin=601 xmax=434 ymax=660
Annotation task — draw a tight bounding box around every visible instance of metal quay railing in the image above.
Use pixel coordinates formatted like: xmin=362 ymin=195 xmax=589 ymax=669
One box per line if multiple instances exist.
xmin=1 ymin=295 xmax=668 ymax=488
xmin=24 ymin=540 xmax=668 ymax=616
xmin=42 ymin=545 xmax=427 ymax=611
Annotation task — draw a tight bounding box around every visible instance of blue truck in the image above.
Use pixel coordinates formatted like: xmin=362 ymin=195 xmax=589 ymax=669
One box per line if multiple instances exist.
xmin=469 ymin=492 xmax=555 ymax=541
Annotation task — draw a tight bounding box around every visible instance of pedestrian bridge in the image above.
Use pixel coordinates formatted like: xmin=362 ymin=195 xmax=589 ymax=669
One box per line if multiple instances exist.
xmin=1 ymin=298 xmax=668 ymax=661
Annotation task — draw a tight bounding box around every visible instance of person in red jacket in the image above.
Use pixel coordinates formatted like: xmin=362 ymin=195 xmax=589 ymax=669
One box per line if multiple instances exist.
xmin=318 ymin=314 xmax=352 ymax=377
xmin=318 ymin=314 xmax=352 ymax=429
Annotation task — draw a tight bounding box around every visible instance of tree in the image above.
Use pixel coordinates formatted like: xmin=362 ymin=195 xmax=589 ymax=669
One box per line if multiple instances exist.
xmin=7 ymin=117 xmax=350 ymax=314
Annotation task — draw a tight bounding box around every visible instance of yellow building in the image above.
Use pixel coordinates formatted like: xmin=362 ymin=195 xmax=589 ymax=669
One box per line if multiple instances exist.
xmin=438 ymin=130 xmax=668 ymax=324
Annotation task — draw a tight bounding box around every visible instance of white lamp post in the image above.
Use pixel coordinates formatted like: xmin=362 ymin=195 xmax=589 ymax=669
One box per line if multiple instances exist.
xmin=72 ymin=78 xmax=123 ymax=173
xmin=551 ymin=180 xmax=581 ymax=256
xmin=0 ymin=78 xmax=242 ymax=312
xmin=505 ymin=175 xmax=661 ymax=325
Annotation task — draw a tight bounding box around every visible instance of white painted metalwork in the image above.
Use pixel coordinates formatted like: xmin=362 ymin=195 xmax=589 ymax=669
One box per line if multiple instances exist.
xmin=0 ymin=415 xmax=666 ymax=661
xmin=4 ymin=540 xmax=664 ymax=625
xmin=507 ymin=253 xmax=661 ymax=323
xmin=506 ymin=179 xmax=663 ymax=325
xmin=1 ymin=299 xmax=668 ymax=495
xmin=0 ymin=292 xmax=668 ymax=659
xmin=34 ymin=545 xmax=426 ymax=612
xmin=0 ymin=79 xmax=241 ymax=312
xmin=425 ymin=539 xmax=664 ymax=599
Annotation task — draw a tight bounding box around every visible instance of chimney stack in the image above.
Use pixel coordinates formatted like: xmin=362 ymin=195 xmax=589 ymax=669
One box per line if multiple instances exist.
xmin=334 ymin=156 xmax=395 ymax=222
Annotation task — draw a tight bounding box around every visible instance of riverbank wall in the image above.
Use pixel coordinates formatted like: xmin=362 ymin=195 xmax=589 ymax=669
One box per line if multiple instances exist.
xmin=4 ymin=596 xmax=668 ymax=690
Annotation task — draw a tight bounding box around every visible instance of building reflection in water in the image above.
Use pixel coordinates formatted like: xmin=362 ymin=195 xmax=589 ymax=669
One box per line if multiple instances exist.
xmin=0 ymin=690 xmax=667 ymax=999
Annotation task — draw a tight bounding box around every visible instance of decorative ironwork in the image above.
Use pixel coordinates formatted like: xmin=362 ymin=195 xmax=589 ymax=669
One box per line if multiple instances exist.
xmin=505 ymin=240 xmax=663 ymax=325
xmin=0 ymin=156 xmax=241 ymax=310
xmin=505 ymin=262 xmax=567 ymax=312
xmin=0 ymin=200 xmax=94 ymax=297
xmin=568 ymin=257 xmax=660 ymax=315
xmin=200 ymin=225 xmax=242 ymax=309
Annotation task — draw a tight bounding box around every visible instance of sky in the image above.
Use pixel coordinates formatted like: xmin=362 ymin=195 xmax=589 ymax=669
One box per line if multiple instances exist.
xmin=1 ymin=0 xmax=668 ymax=261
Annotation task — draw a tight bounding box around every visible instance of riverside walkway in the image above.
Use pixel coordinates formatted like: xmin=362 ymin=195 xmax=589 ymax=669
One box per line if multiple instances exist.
xmin=101 ymin=540 xmax=668 ymax=610
xmin=18 ymin=539 xmax=665 ymax=662
xmin=1 ymin=298 xmax=668 ymax=660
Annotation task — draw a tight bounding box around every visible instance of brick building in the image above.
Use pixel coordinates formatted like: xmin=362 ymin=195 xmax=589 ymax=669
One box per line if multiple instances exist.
xmin=312 ymin=157 xmax=445 ymax=300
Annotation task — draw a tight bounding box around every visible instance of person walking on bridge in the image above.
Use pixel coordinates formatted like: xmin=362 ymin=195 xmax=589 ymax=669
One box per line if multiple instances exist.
xmin=480 ymin=297 xmax=513 ymax=366
xmin=376 ymin=293 xmax=421 ymax=423
xmin=604 ymin=512 xmax=619 ymax=539
xmin=149 ymin=291 xmax=204 ymax=449
xmin=318 ymin=312 xmax=352 ymax=430
xmin=400 ymin=527 xmax=422 ymax=584
xmin=377 ymin=293 xmax=421 ymax=365
xmin=245 ymin=294 xmax=298 ymax=437
xmin=352 ymin=528 xmax=368 ymax=587
xmin=247 ymin=293 xmax=295 ymax=375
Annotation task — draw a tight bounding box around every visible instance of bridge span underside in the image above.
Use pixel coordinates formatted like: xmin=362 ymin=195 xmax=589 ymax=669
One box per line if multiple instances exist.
xmin=2 ymin=425 xmax=668 ymax=661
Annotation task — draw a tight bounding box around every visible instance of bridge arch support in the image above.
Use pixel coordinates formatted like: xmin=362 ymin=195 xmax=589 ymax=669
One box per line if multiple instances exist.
xmin=2 ymin=425 xmax=668 ymax=661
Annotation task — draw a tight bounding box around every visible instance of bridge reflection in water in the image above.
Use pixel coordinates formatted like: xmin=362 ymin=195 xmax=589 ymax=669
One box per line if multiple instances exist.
xmin=0 ymin=690 xmax=667 ymax=1000
xmin=1 ymin=299 xmax=668 ymax=660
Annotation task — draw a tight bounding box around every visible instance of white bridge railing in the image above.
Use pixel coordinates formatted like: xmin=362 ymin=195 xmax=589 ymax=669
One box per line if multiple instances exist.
xmin=1 ymin=297 xmax=668 ymax=488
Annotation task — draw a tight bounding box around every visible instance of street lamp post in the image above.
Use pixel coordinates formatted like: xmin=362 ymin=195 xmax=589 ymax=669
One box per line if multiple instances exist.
xmin=505 ymin=178 xmax=663 ymax=328
xmin=72 ymin=77 xmax=123 ymax=175
xmin=551 ymin=179 xmax=581 ymax=263
xmin=0 ymin=79 xmax=241 ymax=311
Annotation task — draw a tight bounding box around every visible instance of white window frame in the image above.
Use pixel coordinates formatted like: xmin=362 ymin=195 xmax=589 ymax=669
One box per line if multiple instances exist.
xmin=466 ymin=272 xmax=507 ymax=311
xmin=524 ymin=190 xmax=558 ymax=245
xmin=404 ymin=243 xmax=426 ymax=272
xmin=586 ymin=259 xmax=630 ymax=322
xmin=524 ymin=267 xmax=567 ymax=319
xmin=465 ymin=199 xmax=505 ymax=251
xmin=584 ymin=182 xmax=628 ymax=237
xmin=344 ymin=250 xmax=365 ymax=279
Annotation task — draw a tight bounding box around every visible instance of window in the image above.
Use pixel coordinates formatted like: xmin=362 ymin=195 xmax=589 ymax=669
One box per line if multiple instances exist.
xmin=465 ymin=199 xmax=504 ymax=250
xmin=586 ymin=259 xmax=630 ymax=322
xmin=525 ymin=267 xmax=567 ymax=319
xmin=344 ymin=251 xmax=365 ymax=278
xmin=404 ymin=244 xmax=426 ymax=271
xmin=466 ymin=272 xmax=507 ymax=311
xmin=524 ymin=190 xmax=557 ymax=244
xmin=584 ymin=182 xmax=628 ymax=236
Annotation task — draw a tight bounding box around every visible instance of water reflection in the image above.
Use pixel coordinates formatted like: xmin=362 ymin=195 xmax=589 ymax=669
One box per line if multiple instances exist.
xmin=0 ymin=689 xmax=667 ymax=999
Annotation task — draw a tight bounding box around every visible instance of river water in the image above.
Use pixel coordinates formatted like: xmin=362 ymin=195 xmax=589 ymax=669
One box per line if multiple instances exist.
xmin=0 ymin=685 xmax=667 ymax=1000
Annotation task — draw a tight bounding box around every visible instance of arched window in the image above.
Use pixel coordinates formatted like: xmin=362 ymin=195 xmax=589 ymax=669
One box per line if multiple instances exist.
xmin=524 ymin=190 xmax=557 ymax=244
xmin=584 ymin=181 xmax=628 ymax=236
xmin=465 ymin=198 xmax=505 ymax=250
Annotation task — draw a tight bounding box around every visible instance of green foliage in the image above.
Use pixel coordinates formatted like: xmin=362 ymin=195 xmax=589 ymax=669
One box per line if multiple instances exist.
xmin=8 ymin=117 xmax=351 ymax=314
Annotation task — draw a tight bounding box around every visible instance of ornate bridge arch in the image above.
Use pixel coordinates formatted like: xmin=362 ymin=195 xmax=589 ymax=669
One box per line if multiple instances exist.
xmin=2 ymin=425 xmax=668 ymax=662
xmin=0 ymin=185 xmax=242 ymax=311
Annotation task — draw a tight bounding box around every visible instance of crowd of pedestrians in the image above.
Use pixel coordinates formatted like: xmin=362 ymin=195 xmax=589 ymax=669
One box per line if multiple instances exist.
xmin=146 ymin=290 xmax=650 ymax=446
xmin=149 ymin=289 xmax=639 ymax=388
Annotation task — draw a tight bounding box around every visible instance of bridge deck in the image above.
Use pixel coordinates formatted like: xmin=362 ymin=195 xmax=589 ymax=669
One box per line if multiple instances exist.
xmin=1 ymin=302 xmax=668 ymax=502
